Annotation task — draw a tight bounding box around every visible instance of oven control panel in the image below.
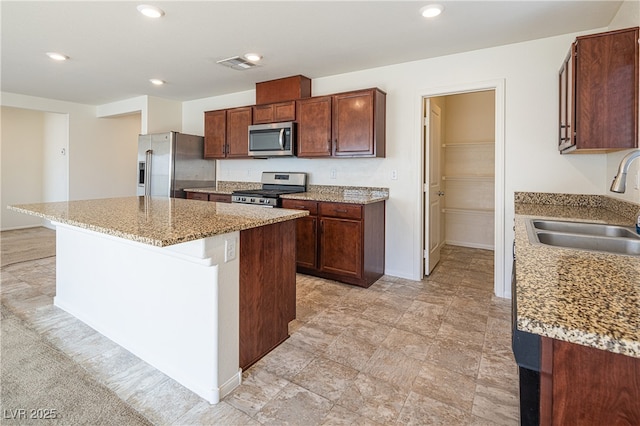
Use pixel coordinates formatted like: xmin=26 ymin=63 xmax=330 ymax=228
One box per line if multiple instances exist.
xmin=231 ymin=195 xmax=277 ymax=207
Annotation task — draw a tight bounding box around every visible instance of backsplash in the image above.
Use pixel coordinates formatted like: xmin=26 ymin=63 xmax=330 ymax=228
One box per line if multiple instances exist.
xmin=514 ymin=192 xmax=640 ymax=222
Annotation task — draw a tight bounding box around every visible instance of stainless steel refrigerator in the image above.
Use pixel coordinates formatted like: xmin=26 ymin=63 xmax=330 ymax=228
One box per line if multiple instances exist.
xmin=137 ymin=131 xmax=215 ymax=198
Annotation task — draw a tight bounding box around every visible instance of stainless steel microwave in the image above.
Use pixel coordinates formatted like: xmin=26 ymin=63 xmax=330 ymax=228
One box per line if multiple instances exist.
xmin=248 ymin=122 xmax=295 ymax=157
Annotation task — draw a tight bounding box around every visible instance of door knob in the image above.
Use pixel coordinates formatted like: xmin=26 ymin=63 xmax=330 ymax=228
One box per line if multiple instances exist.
xmin=437 ymin=191 xmax=445 ymax=196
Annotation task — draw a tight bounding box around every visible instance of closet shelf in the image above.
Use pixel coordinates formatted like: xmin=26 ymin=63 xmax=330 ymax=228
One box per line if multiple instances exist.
xmin=442 ymin=208 xmax=494 ymax=216
xmin=442 ymin=141 xmax=494 ymax=148
xmin=442 ymin=175 xmax=494 ymax=181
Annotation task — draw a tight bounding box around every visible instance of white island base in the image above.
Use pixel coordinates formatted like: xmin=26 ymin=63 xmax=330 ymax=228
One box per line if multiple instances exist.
xmin=53 ymin=222 xmax=241 ymax=404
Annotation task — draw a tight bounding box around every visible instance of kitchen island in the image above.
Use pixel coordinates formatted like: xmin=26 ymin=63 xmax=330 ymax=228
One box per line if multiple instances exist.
xmin=9 ymin=196 xmax=308 ymax=404
xmin=513 ymin=193 xmax=639 ymax=424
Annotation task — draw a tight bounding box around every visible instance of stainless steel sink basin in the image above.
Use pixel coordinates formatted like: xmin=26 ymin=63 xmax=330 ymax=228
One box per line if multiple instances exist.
xmin=531 ymin=219 xmax=640 ymax=239
xmin=526 ymin=219 xmax=640 ymax=256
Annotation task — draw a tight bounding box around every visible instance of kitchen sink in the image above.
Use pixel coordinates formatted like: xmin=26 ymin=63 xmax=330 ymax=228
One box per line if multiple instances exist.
xmin=530 ymin=220 xmax=640 ymax=239
xmin=526 ymin=219 xmax=640 ymax=256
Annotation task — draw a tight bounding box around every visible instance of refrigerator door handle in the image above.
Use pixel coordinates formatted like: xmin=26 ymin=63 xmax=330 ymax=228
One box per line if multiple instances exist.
xmin=144 ymin=149 xmax=153 ymax=196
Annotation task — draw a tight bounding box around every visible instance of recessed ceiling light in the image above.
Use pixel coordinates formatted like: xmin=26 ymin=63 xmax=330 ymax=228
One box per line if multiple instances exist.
xmin=420 ymin=4 xmax=444 ymax=18
xmin=149 ymin=79 xmax=165 ymax=85
xmin=137 ymin=4 xmax=165 ymax=18
xmin=46 ymin=52 xmax=69 ymax=61
xmin=244 ymin=53 xmax=262 ymax=62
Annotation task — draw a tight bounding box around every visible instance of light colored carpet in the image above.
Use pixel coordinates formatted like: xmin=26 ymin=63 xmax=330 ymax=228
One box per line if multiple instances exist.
xmin=1 ymin=227 xmax=56 ymax=267
xmin=0 ymin=304 xmax=152 ymax=425
xmin=1 ymin=227 xmax=152 ymax=425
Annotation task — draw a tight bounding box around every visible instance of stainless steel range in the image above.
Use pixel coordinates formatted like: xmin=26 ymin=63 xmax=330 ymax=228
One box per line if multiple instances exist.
xmin=231 ymin=172 xmax=307 ymax=207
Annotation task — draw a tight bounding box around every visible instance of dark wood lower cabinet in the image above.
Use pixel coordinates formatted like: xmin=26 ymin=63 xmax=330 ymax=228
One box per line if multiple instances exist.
xmin=239 ymin=220 xmax=296 ymax=369
xmin=282 ymin=199 xmax=385 ymax=288
xmin=540 ymin=336 xmax=640 ymax=425
xmin=185 ymin=191 xmax=209 ymax=201
xmin=185 ymin=191 xmax=231 ymax=203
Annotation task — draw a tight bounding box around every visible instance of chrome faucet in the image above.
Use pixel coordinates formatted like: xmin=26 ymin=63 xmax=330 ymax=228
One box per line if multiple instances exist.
xmin=610 ymin=149 xmax=640 ymax=193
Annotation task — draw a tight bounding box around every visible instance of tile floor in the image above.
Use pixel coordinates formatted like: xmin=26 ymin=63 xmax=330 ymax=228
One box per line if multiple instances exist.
xmin=1 ymin=231 xmax=519 ymax=425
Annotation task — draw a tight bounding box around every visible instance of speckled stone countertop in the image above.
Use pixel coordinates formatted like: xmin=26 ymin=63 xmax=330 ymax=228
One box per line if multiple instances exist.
xmin=185 ymin=182 xmax=389 ymax=204
xmin=515 ymin=200 xmax=640 ymax=358
xmin=9 ymin=196 xmax=308 ymax=247
xmin=281 ymin=187 xmax=388 ymax=205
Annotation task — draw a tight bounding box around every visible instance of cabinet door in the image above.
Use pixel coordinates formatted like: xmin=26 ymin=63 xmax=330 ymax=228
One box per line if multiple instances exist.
xmin=296 ymin=96 xmax=332 ymax=157
xmin=573 ymin=27 xmax=639 ymax=151
xmin=252 ymin=104 xmax=274 ymax=124
xmin=320 ymin=217 xmax=362 ymax=279
xmin=333 ymin=90 xmax=375 ymax=156
xmin=273 ymin=101 xmax=296 ymax=122
xmin=204 ymin=110 xmax=226 ymax=159
xmin=296 ymin=216 xmax=318 ymax=269
xmin=558 ymin=46 xmax=575 ymax=151
xmin=226 ymin=107 xmax=252 ymax=158
xmin=282 ymin=199 xmax=319 ymax=270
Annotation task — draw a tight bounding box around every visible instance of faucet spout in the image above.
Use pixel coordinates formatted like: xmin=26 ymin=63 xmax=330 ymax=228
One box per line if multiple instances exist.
xmin=610 ymin=149 xmax=640 ymax=193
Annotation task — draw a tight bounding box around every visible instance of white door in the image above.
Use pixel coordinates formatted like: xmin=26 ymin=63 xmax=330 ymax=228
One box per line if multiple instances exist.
xmin=424 ymin=99 xmax=444 ymax=275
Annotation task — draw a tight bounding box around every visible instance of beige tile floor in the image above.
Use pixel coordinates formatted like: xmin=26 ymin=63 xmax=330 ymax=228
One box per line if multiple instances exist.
xmin=1 ymin=232 xmax=519 ymax=425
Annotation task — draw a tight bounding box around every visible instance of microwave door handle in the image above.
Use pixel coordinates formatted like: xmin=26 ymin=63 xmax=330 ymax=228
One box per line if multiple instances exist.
xmin=145 ymin=149 xmax=153 ymax=196
xmin=278 ymin=128 xmax=285 ymax=150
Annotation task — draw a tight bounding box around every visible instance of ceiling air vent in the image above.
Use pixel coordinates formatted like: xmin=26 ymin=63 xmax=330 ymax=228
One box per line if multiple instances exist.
xmin=216 ymin=56 xmax=259 ymax=71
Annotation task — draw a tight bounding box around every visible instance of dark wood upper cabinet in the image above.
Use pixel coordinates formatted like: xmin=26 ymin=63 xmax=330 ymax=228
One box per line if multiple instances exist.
xmin=204 ymin=110 xmax=226 ymax=159
xmin=297 ymin=88 xmax=386 ymax=158
xmin=559 ymin=27 xmax=639 ymax=153
xmin=204 ymin=106 xmax=252 ymax=159
xmin=205 ymin=85 xmax=386 ymax=159
xmin=252 ymin=101 xmax=296 ymax=124
xmin=226 ymin=107 xmax=252 ymax=158
xmin=296 ymin=96 xmax=333 ymax=157
xmin=333 ymin=89 xmax=386 ymax=157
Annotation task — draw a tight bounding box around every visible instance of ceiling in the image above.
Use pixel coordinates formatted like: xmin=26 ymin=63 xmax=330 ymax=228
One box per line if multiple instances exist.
xmin=1 ymin=1 xmax=623 ymax=106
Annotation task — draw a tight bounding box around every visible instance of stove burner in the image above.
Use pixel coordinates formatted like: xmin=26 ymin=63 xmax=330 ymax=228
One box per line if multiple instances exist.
xmin=231 ymin=172 xmax=307 ymax=207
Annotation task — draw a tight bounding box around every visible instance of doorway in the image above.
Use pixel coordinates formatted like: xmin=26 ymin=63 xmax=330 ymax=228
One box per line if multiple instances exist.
xmin=421 ymin=81 xmax=505 ymax=297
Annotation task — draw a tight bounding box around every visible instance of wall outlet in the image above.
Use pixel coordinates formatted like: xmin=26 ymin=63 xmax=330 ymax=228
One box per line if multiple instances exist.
xmin=391 ymin=170 xmax=398 ymax=180
xmin=330 ymin=168 xmax=337 ymax=179
xmin=635 ymin=171 xmax=640 ymax=190
xmin=224 ymin=238 xmax=236 ymax=262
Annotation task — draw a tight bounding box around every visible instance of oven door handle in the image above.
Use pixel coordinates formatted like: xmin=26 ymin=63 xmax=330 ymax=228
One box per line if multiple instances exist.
xmin=278 ymin=128 xmax=285 ymax=150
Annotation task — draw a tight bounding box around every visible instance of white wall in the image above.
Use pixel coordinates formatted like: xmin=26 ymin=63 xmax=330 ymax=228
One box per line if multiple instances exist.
xmin=606 ymin=0 xmax=640 ymax=205
xmin=78 ymin=113 xmax=140 ymax=199
xmin=183 ymin=29 xmax=617 ymax=296
xmin=1 ymin=107 xmax=46 ymax=229
xmin=43 ymin=112 xmax=69 ymax=203
xmin=1 ymin=93 xmax=142 ymax=211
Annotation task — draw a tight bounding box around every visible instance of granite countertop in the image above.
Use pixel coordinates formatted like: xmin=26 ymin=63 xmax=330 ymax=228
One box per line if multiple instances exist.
xmin=515 ymin=203 xmax=640 ymax=358
xmin=281 ymin=190 xmax=388 ymax=205
xmin=184 ymin=186 xmax=233 ymax=195
xmin=185 ymin=182 xmax=389 ymax=205
xmin=9 ymin=196 xmax=308 ymax=247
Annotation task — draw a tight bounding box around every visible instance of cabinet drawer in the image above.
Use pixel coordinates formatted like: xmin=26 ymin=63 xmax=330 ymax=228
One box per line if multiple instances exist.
xmin=319 ymin=202 xmax=362 ymax=219
xmin=186 ymin=192 xmax=209 ymax=201
xmin=282 ymin=199 xmax=318 ymax=215
xmin=209 ymin=194 xmax=232 ymax=203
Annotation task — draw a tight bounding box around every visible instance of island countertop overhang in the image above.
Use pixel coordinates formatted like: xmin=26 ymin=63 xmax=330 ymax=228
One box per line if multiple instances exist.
xmin=9 ymin=196 xmax=308 ymax=247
